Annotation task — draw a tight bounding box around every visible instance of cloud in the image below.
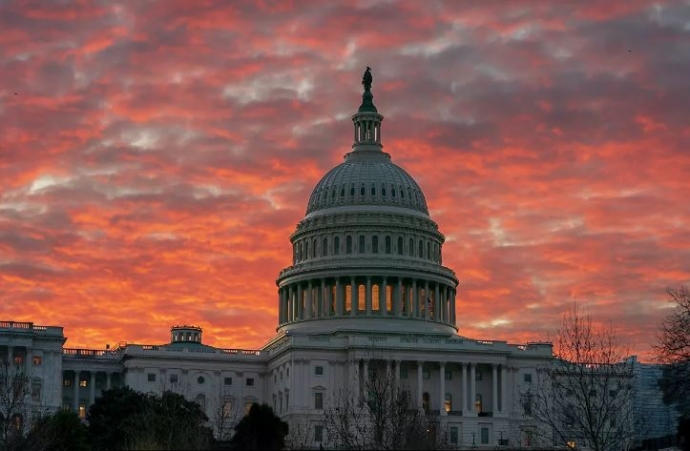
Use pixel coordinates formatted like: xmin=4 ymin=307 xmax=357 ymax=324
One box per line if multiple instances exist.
xmin=1 ymin=0 xmax=688 ymax=361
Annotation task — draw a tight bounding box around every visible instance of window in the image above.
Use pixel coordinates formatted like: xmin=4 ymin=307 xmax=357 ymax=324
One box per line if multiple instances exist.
xmin=359 ymin=235 xmax=365 ymax=253
xmin=524 ymin=373 xmax=532 ymax=383
xmin=13 ymin=356 xmax=23 ymax=365
xmin=523 ymin=392 xmax=533 ymax=415
xmin=170 ymin=374 xmax=178 ymax=384
xmin=372 ymin=236 xmax=378 ymax=253
xmin=314 ymin=425 xmax=324 ymax=443
xmin=475 ymin=394 xmax=483 ymax=412
xmin=224 ymin=377 xmax=232 ymax=385
xmin=32 ymin=356 xmax=42 ymax=366
xmin=346 ymin=236 xmax=352 ymax=254
xmin=422 ymin=392 xmax=430 ymax=413
xmin=63 ymin=379 xmax=71 ymax=387
xmin=197 ymin=376 xmax=205 ymax=384
xmin=400 ymin=368 xmax=408 ymax=379
xmin=333 ymin=237 xmax=340 ymax=255
xmin=246 ymin=378 xmax=255 ymax=387
xmin=244 ymin=402 xmax=253 ymax=415
xmin=445 ymin=370 xmax=452 ymax=380
xmin=147 ymin=373 xmax=156 ymax=382
xmin=385 ymin=236 xmax=391 ymax=254
xmin=409 ymin=238 xmax=414 ymax=256
xmin=360 ymin=186 xmax=365 ymax=196
xmin=397 ymin=237 xmax=403 ymax=255
xmin=481 ymin=427 xmax=490 ymax=444
xmin=422 ymin=369 xmax=430 ymax=380
xmin=314 ymin=366 xmax=324 ymax=376
xmin=314 ymin=392 xmax=323 ymax=410
xmin=450 ymin=426 xmax=459 ymax=444
xmin=476 ymin=371 xmax=483 ymax=381
xmin=79 ymin=379 xmax=88 ymax=387
xmin=418 ymin=240 xmax=423 ymax=257
xmin=445 ymin=393 xmax=452 ymax=412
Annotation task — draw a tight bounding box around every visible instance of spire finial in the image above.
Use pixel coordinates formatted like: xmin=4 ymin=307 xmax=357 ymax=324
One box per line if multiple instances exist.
xmin=358 ymin=66 xmax=377 ymax=113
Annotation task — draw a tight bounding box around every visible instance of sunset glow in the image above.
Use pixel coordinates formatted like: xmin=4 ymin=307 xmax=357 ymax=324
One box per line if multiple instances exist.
xmin=1 ymin=1 xmax=689 ymax=361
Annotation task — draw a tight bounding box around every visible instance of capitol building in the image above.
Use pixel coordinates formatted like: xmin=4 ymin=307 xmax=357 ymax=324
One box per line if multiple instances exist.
xmin=1 ymin=73 xmax=558 ymax=448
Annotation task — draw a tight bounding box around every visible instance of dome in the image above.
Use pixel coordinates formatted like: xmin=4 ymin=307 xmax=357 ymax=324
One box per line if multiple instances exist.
xmin=306 ymin=150 xmax=429 ymax=216
xmin=275 ymin=68 xmax=458 ymax=337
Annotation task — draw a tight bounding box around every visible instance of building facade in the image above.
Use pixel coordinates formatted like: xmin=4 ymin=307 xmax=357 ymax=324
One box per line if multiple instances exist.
xmin=1 ymin=75 xmax=645 ymax=448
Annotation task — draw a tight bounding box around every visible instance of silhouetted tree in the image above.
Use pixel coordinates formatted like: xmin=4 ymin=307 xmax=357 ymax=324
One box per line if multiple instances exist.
xmin=0 ymin=360 xmax=29 ymax=451
xmin=655 ymin=286 xmax=690 ymax=420
xmin=18 ymin=410 xmax=88 ymax=451
xmin=229 ymin=403 xmax=288 ymax=450
xmin=522 ymin=304 xmax=634 ymax=451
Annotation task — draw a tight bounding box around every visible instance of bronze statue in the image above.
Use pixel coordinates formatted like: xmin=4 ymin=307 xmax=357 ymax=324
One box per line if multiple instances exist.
xmin=362 ymin=66 xmax=372 ymax=91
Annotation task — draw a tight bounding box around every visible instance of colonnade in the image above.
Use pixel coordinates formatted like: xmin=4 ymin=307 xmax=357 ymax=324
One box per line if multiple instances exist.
xmin=278 ymin=276 xmax=456 ymax=325
xmin=350 ymin=359 xmax=509 ymax=416
xmin=63 ymin=370 xmax=120 ymax=414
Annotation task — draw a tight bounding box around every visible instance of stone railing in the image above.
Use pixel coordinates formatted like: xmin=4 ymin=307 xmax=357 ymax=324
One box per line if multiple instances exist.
xmin=0 ymin=321 xmax=63 ymax=336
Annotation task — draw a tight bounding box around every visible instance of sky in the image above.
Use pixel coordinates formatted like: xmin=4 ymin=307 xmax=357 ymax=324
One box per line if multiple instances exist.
xmin=1 ymin=0 xmax=689 ymax=361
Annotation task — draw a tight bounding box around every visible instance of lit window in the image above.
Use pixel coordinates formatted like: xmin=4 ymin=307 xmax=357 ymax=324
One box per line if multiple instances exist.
xmin=32 ymin=356 xmax=42 ymax=366
xmin=524 ymin=373 xmax=532 ymax=383
xmin=13 ymin=356 xmax=23 ymax=365
xmin=223 ymin=400 xmax=233 ymax=417
xmin=314 ymin=392 xmax=323 ymax=410
xmin=63 ymin=379 xmax=71 ymax=387
xmin=225 ymin=377 xmax=233 ymax=385
xmin=315 ymin=366 xmax=324 ymax=376
xmin=481 ymin=427 xmax=489 ymax=444
xmin=78 ymin=404 xmax=86 ymax=419
xmin=475 ymin=394 xmax=483 ymax=413
xmin=445 ymin=393 xmax=452 ymax=412
xmin=147 ymin=373 xmax=156 ymax=382
xmin=244 ymin=402 xmax=253 ymax=415
xmin=79 ymin=380 xmax=88 ymax=387
xmin=246 ymin=378 xmax=255 ymax=387
xmin=314 ymin=425 xmax=324 ymax=443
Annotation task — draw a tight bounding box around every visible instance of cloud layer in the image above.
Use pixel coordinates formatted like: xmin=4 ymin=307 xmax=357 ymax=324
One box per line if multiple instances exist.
xmin=2 ymin=0 xmax=689 ymax=361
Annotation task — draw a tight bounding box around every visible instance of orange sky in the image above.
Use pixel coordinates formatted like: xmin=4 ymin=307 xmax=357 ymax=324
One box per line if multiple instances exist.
xmin=1 ymin=1 xmax=689 ymax=362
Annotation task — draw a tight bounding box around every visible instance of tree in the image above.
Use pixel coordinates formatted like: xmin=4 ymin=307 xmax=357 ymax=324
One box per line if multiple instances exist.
xmin=522 ymin=304 xmax=635 ymax=451
xmin=18 ymin=410 xmax=89 ymax=451
xmin=655 ymin=286 xmax=690 ymax=420
xmin=0 ymin=360 xmax=29 ymax=451
xmin=324 ymin=370 xmax=436 ymax=450
xmin=229 ymin=403 xmax=288 ymax=450
xmin=86 ymin=387 xmax=212 ymax=450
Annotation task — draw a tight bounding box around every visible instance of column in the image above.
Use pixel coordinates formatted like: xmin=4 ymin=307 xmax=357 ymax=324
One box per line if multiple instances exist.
xmin=462 ymin=362 xmax=468 ymax=413
xmin=413 ymin=280 xmax=419 ymax=317
xmin=492 ymin=364 xmax=498 ymax=414
xmin=379 ymin=277 xmax=387 ymax=316
xmin=106 ymin=372 xmax=112 ymax=390
xmin=73 ymin=371 xmax=79 ymax=412
xmin=424 ymin=281 xmax=430 ymax=320
xmin=417 ymin=361 xmax=424 ymax=409
xmin=501 ymin=365 xmax=507 ymax=413
xmin=451 ymin=289 xmax=456 ymax=324
xmin=470 ymin=364 xmax=476 ymax=414
xmin=365 ymin=277 xmax=372 ymax=315
xmin=305 ymin=281 xmax=312 ymax=319
xmin=336 ymin=278 xmax=343 ymax=315
xmin=394 ymin=360 xmax=401 ymax=391
xmin=316 ymin=281 xmax=323 ymax=318
xmin=396 ymin=278 xmax=403 ymax=317
xmin=89 ymin=371 xmax=96 ymax=407
xmin=439 ymin=362 xmax=446 ymax=416
xmin=288 ymin=285 xmax=295 ymax=321
xmin=363 ymin=359 xmax=369 ymax=390
xmin=351 ymin=277 xmax=357 ymax=316
xmin=434 ymin=284 xmax=441 ymax=321
xmin=297 ymin=285 xmax=304 ymax=320
xmin=386 ymin=360 xmax=392 ymax=381
xmin=352 ymin=360 xmax=360 ymax=402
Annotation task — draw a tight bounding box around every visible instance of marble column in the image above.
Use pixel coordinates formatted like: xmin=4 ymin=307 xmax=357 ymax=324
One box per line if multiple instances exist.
xmin=106 ymin=372 xmax=112 ymax=390
xmin=417 ymin=361 xmax=424 ymax=409
xmin=380 ymin=278 xmax=387 ymax=316
xmin=424 ymin=281 xmax=430 ymax=320
xmin=89 ymin=371 xmax=96 ymax=407
xmin=351 ymin=277 xmax=357 ymax=316
xmin=462 ymin=362 xmax=468 ymax=413
xmin=306 ymin=281 xmax=313 ymax=320
xmin=492 ymin=364 xmax=498 ymax=414
xmin=470 ymin=364 xmax=476 ymax=413
xmin=73 ymin=371 xmax=79 ymax=412
xmin=501 ymin=365 xmax=507 ymax=413
xmin=396 ymin=278 xmax=403 ymax=317
xmin=365 ymin=277 xmax=372 ymax=315
xmin=336 ymin=278 xmax=343 ymax=315
xmin=394 ymin=360 xmax=401 ymax=391
xmin=435 ymin=284 xmax=441 ymax=321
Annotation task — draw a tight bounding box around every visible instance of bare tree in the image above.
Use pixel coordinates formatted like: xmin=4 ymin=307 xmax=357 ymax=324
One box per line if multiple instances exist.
xmin=211 ymin=393 xmax=238 ymax=442
xmin=284 ymin=419 xmax=312 ymax=450
xmin=0 ymin=360 xmax=29 ymax=451
xmin=522 ymin=304 xmax=635 ymax=451
xmin=655 ymin=286 xmax=690 ymax=419
xmin=324 ymin=369 xmax=435 ymax=450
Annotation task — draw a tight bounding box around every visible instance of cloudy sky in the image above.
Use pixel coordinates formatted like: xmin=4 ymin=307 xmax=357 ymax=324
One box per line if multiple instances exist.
xmin=1 ymin=0 xmax=688 ymax=360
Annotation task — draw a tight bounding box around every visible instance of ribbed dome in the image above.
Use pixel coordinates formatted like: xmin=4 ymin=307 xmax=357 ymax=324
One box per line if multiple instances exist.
xmin=306 ymin=150 xmax=429 ymax=215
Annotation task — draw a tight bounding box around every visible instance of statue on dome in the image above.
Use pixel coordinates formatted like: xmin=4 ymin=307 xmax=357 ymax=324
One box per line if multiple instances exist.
xmin=362 ymin=66 xmax=372 ymax=91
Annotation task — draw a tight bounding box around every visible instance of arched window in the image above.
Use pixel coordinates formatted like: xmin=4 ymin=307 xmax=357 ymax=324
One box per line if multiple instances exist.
xmin=346 ymin=236 xmax=352 ymax=254
xmin=331 ymin=189 xmax=336 ymax=199
xmin=371 ymin=185 xmax=376 ymax=196
xmin=381 ymin=185 xmax=386 ymax=197
xmin=409 ymin=238 xmax=414 ymax=257
xmin=312 ymin=238 xmax=317 ymax=258
xmin=372 ymin=236 xmax=378 ymax=254
xmin=334 ymin=236 xmax=340 ymax=255
xmin=361 ymin=186 xmax=365 ymax=196
xmin=306 ymin=241 xmax=310 ymax=259
xmin=418 ymin=240 xmax=423 ymax=258
xmin=322 ymin=237 xmax=328 ymax=257
xmin=196 ymin=394 xmax=207 ymax=412
xmin=392 ymin=187 xmax=396 ymax=198
xmin=359 ymin=235 xmax=365 ymax=253
xmin=350 ymin=185 xmax=355 ymax=196
xmin=340 ymin=187 xmax=345 ymax=198
xmin=397 ymin=237 xmax=403 ymax=255
xmin=475 ymin=394 xmax=483 ymax=413
xmin=401 ymin=187 xmax=405 ymax=199
xmin=427 ymin=242 xmax=431 ymax=260
xmin=445 ymin=393 xmax=452 ymax=412
xmin=385 ymin=236 xmax=391 ymax=254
